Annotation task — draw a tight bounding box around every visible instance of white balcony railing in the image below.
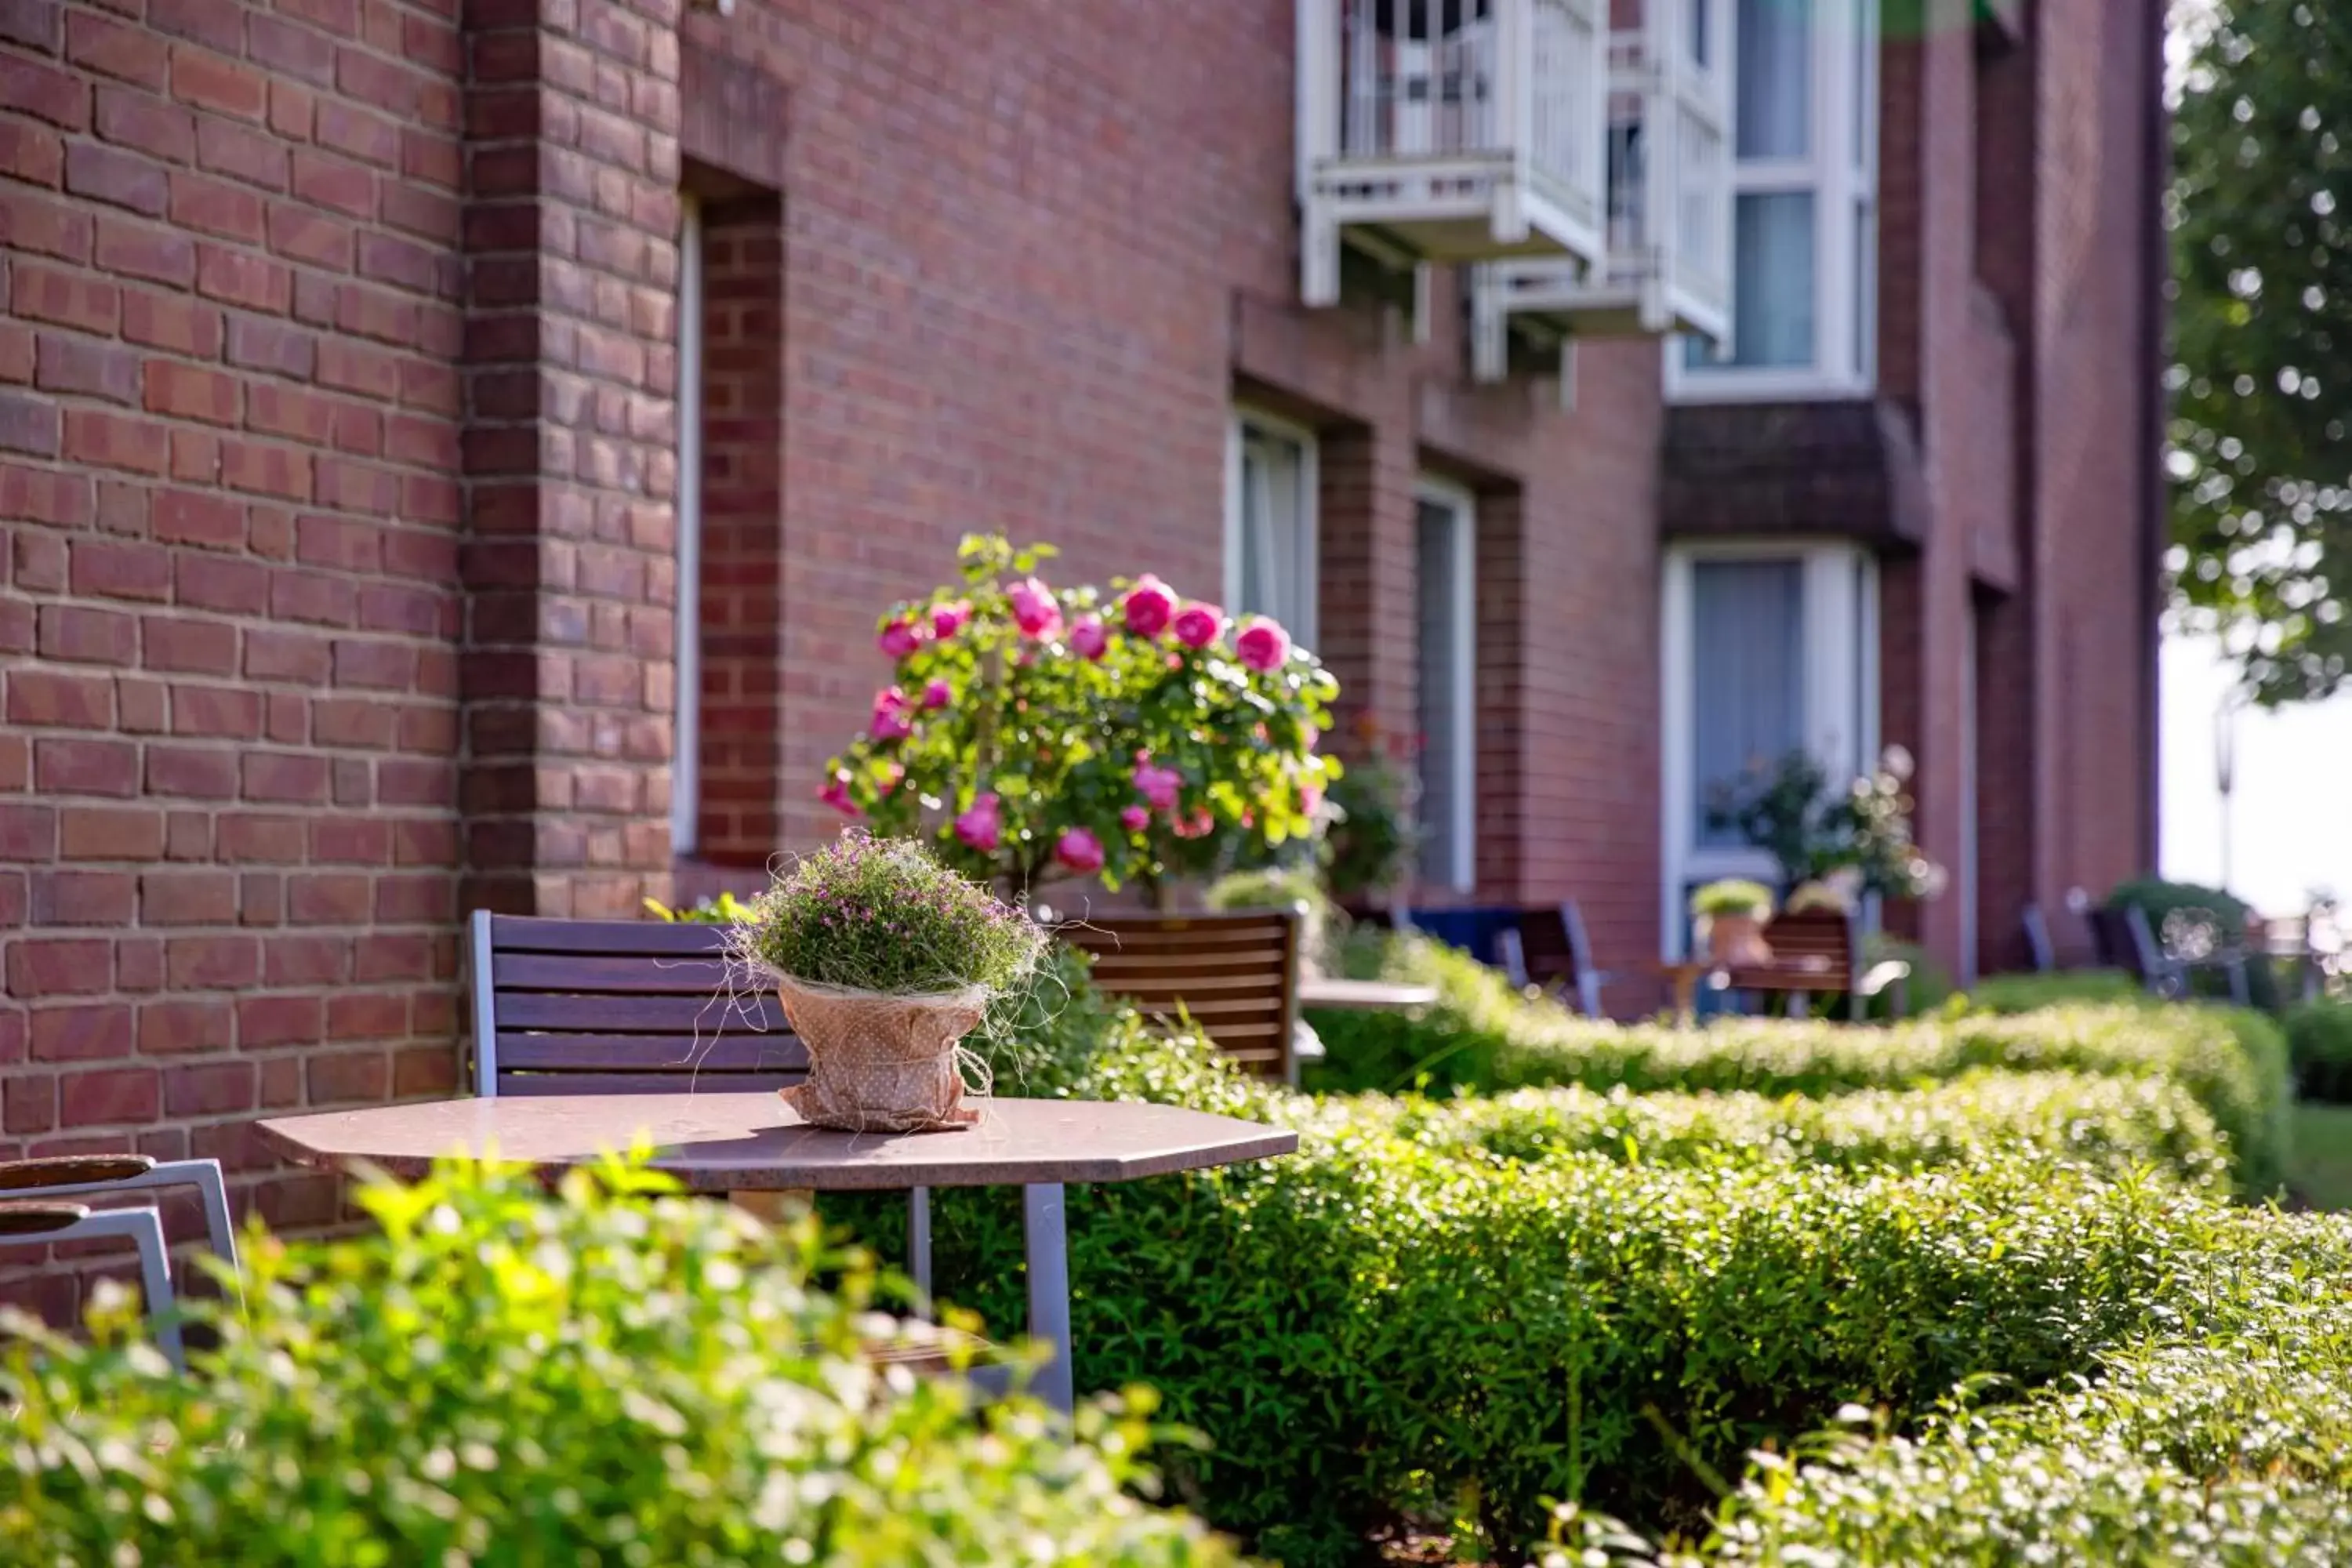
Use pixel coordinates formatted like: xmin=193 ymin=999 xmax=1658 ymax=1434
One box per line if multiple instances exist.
xmin=1468 ymin=0 xmax=1731 ymax=382
xmin=1298 ymin=0 xmax=1607 ymax=307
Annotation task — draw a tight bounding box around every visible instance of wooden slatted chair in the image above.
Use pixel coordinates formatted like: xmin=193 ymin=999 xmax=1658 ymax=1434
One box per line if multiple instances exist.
xmin=1723 ymin=908 xmax=1910 ymax=1022
xmin=1058 ymin=910 xmax=1303 ymax=1083
xmin=467 ymin=913 xmax=943 ymax=1312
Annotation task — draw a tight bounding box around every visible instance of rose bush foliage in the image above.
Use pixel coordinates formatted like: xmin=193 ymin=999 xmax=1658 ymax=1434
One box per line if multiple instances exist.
xmin=818 ymin=535 xmax=1340 ymax=898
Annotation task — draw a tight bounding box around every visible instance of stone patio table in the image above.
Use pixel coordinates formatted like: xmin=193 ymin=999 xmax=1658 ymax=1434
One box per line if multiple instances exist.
xmin=258 ymin=1093 xmax=1296 ymax=1413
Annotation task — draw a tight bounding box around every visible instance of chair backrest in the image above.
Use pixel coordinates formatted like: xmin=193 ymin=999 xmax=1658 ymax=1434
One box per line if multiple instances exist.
xmin=1512 ymin=903 xmax=1592 ymax=989
xmin=1753 ymin=908 xmax=1856 ymax=982
xmin=1058 ymin=909 xmax=1301 ymax=1078
xmin=470 ymin=913 xmax=808 ymax=1098
xmin=2021 ymin=902 xmax=2056 ymax=973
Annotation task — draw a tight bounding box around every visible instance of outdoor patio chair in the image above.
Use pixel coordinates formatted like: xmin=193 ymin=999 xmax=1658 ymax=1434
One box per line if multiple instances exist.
xmin=1059 ymin=909 xmax=1304 ymax=1083
xmin=2022 ymin=902 xmax=2056 ymax=972
xmin=0 ymin=1153 xmax=240 ymax=1371
xmin=1723 ymin=909 xmax=1910 ymax=1022
xmin=1496 ymin=899 xmax=1616 ymax=1018
xmin=466 ymin=913 xmax=943 ymax=1306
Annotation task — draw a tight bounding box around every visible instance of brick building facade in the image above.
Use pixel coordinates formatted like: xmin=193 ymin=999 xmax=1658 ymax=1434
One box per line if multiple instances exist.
xmin=0 ymin=0 xmax=2161 ymax=1316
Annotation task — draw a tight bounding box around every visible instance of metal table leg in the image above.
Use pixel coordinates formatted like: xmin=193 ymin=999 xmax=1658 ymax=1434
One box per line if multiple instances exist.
xmin=1022 ymin=1182 xmax=1073 ymax=1414
xmin=907 ymin=1185 xmax=931 ymax=1311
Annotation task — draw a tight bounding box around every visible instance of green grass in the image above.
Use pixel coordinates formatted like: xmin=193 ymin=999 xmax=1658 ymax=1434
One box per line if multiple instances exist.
xmin=2290 ymin=1101 xmax=2352 ymax=1210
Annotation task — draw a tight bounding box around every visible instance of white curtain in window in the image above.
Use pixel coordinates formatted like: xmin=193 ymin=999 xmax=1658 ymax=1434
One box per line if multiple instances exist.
xmin=1237 ymin=427 xmax=1316 ymax=647
xmin=1691 ymin=560 xmax=1804 ymax=846
xmin=1736 ymin=0 xmax=1812 ymax=159
xmin=1730 ymin=191 xmax=1816 ymax=368
xmin=1415 ymin=494 xmax=1475 ymax=889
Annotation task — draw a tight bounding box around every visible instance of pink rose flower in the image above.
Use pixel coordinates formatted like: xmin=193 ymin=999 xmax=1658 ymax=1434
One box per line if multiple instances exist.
xmin=1120 ymin=804 xmax=1150 ymax=833
xmin=1131 ymin=759 xmax=1181 ymax=812
xmin=877 ymin=762 xmax=904 ymax=795
xmin=923 ymin=677 xmax=953 ymax=710
xmin=1300 ymin=781 xmax=1325 ymax=818
xmin=1068 ymin=614 xmax=1108 ymax=660
xmin=1172 ymin=805 xmax=1214 ymax=840
xmin=1301 ymin=724 xmax=1320 ymax=751
xmin=930 ymin=598 xmax=973 ymax=640
xmin=1235 ymin=616 xmax=1290 ymax=673
xmin=1054 ymin=826 xmax=1105 ymax=875
xmin=1171 ymin=601 xmax=1225 ymax=651
xmin=869 ymin=686 xmax=915 ymax=742
xmin=1008 ymin=576 xmax=1062 ymax=639
xmin=1121 ymin=573 xmax=1177 ymax=638
xmin=953 ymin=793 xmax=1001 ymax=853
xmin=817 ymin=770 xmax=863 ymax=818
xmin=877 ymin=615 xmax=924 ymax=660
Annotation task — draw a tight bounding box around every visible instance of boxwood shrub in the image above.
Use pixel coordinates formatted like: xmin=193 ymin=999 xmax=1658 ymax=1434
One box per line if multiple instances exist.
xmin=809 ymin=987 xmax=2263 ymax=1564
xmin=1364 ymin=1070 xmax=2231 ymax=1192
xmin=0 ymin=1159 xmax=1241 ymax=1567
xmin=2286 ymin=998 xmax=2352 ymax=1102
xmin=1308 ymin=935 xmax=2290 ymax=1195
xmin=1546 ymin=1209 xmax=2352 ymax=1565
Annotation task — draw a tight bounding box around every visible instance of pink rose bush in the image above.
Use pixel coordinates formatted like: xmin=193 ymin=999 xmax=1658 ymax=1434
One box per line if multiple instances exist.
xmin=817 ymin=535 xmax=1339 ymax=898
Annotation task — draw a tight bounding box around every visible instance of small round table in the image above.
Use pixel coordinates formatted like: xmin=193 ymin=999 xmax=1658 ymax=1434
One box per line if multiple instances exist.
xmin=1297 ymin=977 xmax=1441 ymax=1011
xmin=258 ymin=1094 xmax=1297 ymax=1414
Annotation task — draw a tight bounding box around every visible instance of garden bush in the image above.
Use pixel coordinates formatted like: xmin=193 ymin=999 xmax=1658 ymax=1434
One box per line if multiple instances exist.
xmin=1306 ymin=935 xmax=2292 ymax=1195
xmin=0 ymin=1158 xmax=1240 ymax=1566
xmin=1962 ymin=966 xmax=2146 ymax=1012
xmin=1546 ymin=1208 xmax=2352 ymax=1565
xmin=775 ymin=966 xmax=2280 ymax=1564
xmin=1363 ymin=1072 xmax=2231 ymax=1192
xmin=2287 ymin=998 xmax=2352 ymax=1102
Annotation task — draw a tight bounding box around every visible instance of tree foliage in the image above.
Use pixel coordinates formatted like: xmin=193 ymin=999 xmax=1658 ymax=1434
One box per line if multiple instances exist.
xmin=2169 ymin=0 xmax=2352 ymax=700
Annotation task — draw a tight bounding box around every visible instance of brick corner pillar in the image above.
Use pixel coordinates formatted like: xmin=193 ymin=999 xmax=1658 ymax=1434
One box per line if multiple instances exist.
xmin=460 ymin=0 xmax=684 ymax=918
xmin=1316 ymin=425 xmax=1419 ymax=777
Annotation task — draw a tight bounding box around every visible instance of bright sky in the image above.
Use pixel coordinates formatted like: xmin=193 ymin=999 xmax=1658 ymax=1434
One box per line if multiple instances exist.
xmin=2161 ymin=633 xmax=2352 ymax=916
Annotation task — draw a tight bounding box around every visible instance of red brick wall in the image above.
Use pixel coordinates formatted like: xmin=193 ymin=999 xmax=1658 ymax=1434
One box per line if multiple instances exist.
xmin=692 ymin=191 xmax=784 ymax=865
xmin=1 ymin=0 xmax=468 ymax=1317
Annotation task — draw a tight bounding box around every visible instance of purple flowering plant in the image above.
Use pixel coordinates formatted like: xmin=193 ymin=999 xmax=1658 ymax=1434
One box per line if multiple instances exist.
xmin=745 ymin=833 xmax=1043 ymax=994
xmin=817 ymin=535 xmax=1341 ymax=902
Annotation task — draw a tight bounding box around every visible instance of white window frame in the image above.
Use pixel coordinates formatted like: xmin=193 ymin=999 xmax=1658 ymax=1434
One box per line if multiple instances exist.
xmin=1224 ymin=408 xmax=1321 ymax=651
xmin=1414 ymin=476 xmax=1479 ymax=894
xmin=671 ymin=194 xmax=704 ymax=858
xmin=1658 ymin=539 xmax=1878 ymax=956
xmin=1668 ymin=0 xmax=1878 ymax=401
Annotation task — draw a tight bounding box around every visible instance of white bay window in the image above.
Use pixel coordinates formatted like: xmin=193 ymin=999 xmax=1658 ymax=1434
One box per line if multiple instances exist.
xmin=1659 ymin=542 xmax=1878 ymax=953
xmin=1672 ymin=0 xmax=1876 ymax=397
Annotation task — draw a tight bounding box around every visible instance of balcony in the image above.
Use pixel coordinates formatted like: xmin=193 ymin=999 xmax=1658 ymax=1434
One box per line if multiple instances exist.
xmin=1298 ymin=0 xmax=1608 ymax=307
xmin=1468 ymin=4 xmax=1731 ymax=382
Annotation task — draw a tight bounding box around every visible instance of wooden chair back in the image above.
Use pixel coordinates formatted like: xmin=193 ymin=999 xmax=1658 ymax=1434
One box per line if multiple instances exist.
xmin=469 ymin=913 xmax=808 ymax=1098
xmin=1728 ymin=909 xmax=1856 ymax=992
xmin=1059 ymin=910 xmax=1301 ymax=1080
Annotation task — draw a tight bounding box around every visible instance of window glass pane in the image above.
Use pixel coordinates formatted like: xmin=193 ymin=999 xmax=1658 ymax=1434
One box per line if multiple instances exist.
xmin=1853 ymin=198 xmax=1875 ymax=380
xmin=1692 ymin=560 xmax=1804 ymax=847
xmin=1730 ymin=191 xmax=1816 ymax=367
xmin=1853 ymin=0 xmax=1872 ymax=170
xmin=1416 ymin=495 xmax=1472 ymax=888
xmin=1736 ymin=0 xmax=1811 ymax=159
xmin=1692 ymin=0 xmax=1710 ymax=71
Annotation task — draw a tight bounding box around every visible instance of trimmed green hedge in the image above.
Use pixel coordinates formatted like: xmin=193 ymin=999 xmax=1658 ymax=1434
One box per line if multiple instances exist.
xmin=1964 ymin=967 xmax=2147 ymax=1012
xmin=811 ymin=977 xmax=2272 ymax=1563
xmin=1306 ymin=936 xmax=2292 ymax=1195
xmin=1548 ymin=1209 xmax=2352 ymax=1564
xmin=0 ymin=1160 xmax=1239 ymax=1566
xmin=2287 ymin=999 xmax=2352 ymax=1102
xmin=1362 ymin=1071 xmax=2231 ymax=1192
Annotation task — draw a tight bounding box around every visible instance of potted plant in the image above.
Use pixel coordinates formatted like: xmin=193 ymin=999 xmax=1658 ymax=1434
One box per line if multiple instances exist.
xmin=1691 ymin=878 xmax=1776 ymax=967
xmin=815 ymin=535 xmax=1340 ymax=908
xmin=728 ymin=833 xmax=1044 ymax=1133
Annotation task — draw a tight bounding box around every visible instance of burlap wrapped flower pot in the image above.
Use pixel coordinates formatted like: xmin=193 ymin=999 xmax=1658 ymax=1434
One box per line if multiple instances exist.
xmin=771 ymin=976 xmax=991 ymax=1134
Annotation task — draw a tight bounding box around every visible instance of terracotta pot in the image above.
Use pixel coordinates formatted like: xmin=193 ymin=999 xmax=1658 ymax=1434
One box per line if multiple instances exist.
xmin=1697 ymin=911 xmax=1774 ymax=968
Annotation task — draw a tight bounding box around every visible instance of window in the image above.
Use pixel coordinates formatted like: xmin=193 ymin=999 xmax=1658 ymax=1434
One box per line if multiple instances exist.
xmin=1225 ymin=411 xmax=1319 ymax=649
xmin=1672 ymin=0 xmax=1876 ymax=398
xmin=1659 ymin=543 xmax=1878 ymax=954
xmin=671 ymin=194 xmax=705 ymax=858
xmin=1415 ymin=481 xmax=1477 ymax=891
